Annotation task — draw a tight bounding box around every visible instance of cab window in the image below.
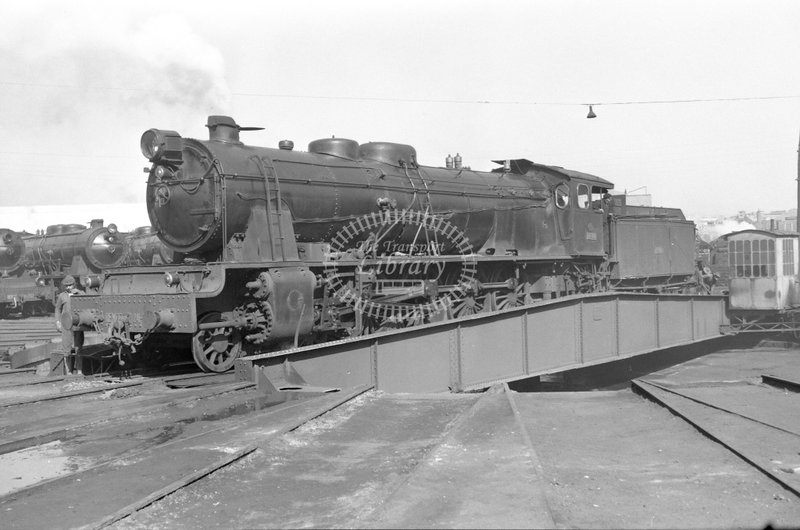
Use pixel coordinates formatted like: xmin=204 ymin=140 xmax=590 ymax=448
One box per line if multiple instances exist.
xmin=555 ymin=185 xmax=569 ymax=209
xmin=577 ymin=184 xmax=590 ymax=209
xmin=591 ymin=187 xmax=606 ymax=209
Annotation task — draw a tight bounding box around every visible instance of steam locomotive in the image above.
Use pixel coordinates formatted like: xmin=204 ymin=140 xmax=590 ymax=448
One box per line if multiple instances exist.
xmin=0 ymin=221 xmax=125 ymax=318
xmin=68 ymin=115 xmax=698 ymax=372
xmin=123 ymin=226 xmax=175 ymax=267
xmin=0 ymin=228 xmax=39 ymax=317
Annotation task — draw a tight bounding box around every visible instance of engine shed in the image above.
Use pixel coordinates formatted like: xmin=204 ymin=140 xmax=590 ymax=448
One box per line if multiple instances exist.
xmin=724 ymin=229 xmax=800 ymax=312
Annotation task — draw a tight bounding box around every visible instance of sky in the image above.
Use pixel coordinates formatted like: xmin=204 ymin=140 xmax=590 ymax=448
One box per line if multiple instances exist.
xmin=1 ymin=0 xmax=799 ymax=232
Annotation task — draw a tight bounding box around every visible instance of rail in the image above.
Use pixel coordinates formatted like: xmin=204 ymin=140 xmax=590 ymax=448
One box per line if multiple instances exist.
xmin=633 ymin=378 xmax=800 ymax=499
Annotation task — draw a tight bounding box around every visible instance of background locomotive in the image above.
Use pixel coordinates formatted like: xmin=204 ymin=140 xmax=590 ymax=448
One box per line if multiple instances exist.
xmin=0 ymin=228 xmax=43 ymax=318
xmin=69 ymin=115 xmax=698 ymax=372
xmin=123 ymin=226 xmax=175 ymax=267
xmin=0 ymin=220 xmax=125 ymax=318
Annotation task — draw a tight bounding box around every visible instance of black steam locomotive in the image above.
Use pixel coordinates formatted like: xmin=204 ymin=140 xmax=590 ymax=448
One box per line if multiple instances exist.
xmin=0 ymin=221 xmax=124 ymax=318
xmin=122 ymin=226 xmax=175 ymax=267
xmin=68 ymin=116 xmax=697 ymax=372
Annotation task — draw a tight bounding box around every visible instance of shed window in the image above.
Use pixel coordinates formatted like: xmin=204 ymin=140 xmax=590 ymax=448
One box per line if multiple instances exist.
xmin=783 ymin=239 xmax=795 ymax=275
xmin=729 ymin=238 xmax=775 ymax=278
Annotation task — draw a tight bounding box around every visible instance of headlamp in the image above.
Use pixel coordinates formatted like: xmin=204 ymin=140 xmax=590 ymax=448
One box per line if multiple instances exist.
xmin=141 ymin=129 xmax=183 ymax=166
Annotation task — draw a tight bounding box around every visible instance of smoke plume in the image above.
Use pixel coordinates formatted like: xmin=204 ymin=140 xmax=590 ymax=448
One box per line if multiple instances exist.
xmin=0 ymin=4 xmax=231 ymax=209
xmin=697 ymin=220 xmax=756 ymax=243
xmin=0 ymin=7 xmax=230 ymax=125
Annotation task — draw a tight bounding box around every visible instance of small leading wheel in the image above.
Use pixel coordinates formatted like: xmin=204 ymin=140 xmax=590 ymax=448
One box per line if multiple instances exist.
xmin=192 ymin=312 xmax=243 ymax=373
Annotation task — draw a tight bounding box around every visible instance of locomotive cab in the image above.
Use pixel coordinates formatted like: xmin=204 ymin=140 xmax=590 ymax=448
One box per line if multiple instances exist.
xmin=724 ymin=229 xmax=800 ymax=311
xmin=516 ymin=162 xmax=611 ymax=258
xmin=569 ymin=174 xmax=610 ymax=257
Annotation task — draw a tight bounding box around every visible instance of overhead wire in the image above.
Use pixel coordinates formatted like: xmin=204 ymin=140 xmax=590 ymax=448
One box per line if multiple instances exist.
xmin=1 ymin=80 xmax=799 ymax=107
xmin=230 ymin=93 xmax=800 ymax=108
xmin=1 ymin=81 xmax=798 ymax=176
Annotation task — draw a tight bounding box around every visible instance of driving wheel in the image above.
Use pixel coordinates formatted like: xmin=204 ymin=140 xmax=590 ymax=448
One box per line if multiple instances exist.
xmin=192 ymin=312 xmax=243 ymax=373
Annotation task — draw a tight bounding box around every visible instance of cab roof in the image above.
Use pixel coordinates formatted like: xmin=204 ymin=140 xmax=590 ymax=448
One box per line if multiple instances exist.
xmin=493 ymin=158 xmax=614 ymax=189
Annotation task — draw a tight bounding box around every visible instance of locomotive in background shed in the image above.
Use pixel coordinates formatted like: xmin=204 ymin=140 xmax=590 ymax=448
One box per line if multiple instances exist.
xmin=68 ymin=115 xmax=700 ymax=372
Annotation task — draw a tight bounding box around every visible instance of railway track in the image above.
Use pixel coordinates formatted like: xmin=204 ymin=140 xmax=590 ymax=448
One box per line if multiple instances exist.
xmin=0 ymin=370 xmax=229 ymax=409
xmin=353 ymin=385 xmax=556 ymax=529
xmin=0 ymin=318 xmax=59 ymax=360
xmin=95 ymin=385 xmax=549 ymax=530
xmin=633 ymin=374 xmax=800 ymax=497
xmin=91 ymin=385 xmax=370 ymax=529
xmin=0 ymin=371 xmax=249 ymax=455
xmin=1 ymin=377 xmax=550 ymax=529
xmin=106 ymin=355 xmax=800 ymax=529
xmin=1 ymin=344 xmax=798 ymax=528
xmin=0 ymin=372 xmax=366 ymax=529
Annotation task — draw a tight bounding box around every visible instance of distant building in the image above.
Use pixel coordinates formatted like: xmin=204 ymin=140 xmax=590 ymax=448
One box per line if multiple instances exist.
xmin=694 ymin=207 xmax=798 ymax=243
xmin=696 ymin=219 xmax=756 ymax=242
xmin=734 ymin=210 xmax=756 ymax=225
xmin=752 ymin=209 xmax=797 ymax=232
xmin=625 ymin=193 xmax=652 ymax=207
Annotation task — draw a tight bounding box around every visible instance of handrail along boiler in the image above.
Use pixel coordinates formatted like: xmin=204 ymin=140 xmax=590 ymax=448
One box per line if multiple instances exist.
xmin=68 ymin=115 xmax=699 ymax=372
